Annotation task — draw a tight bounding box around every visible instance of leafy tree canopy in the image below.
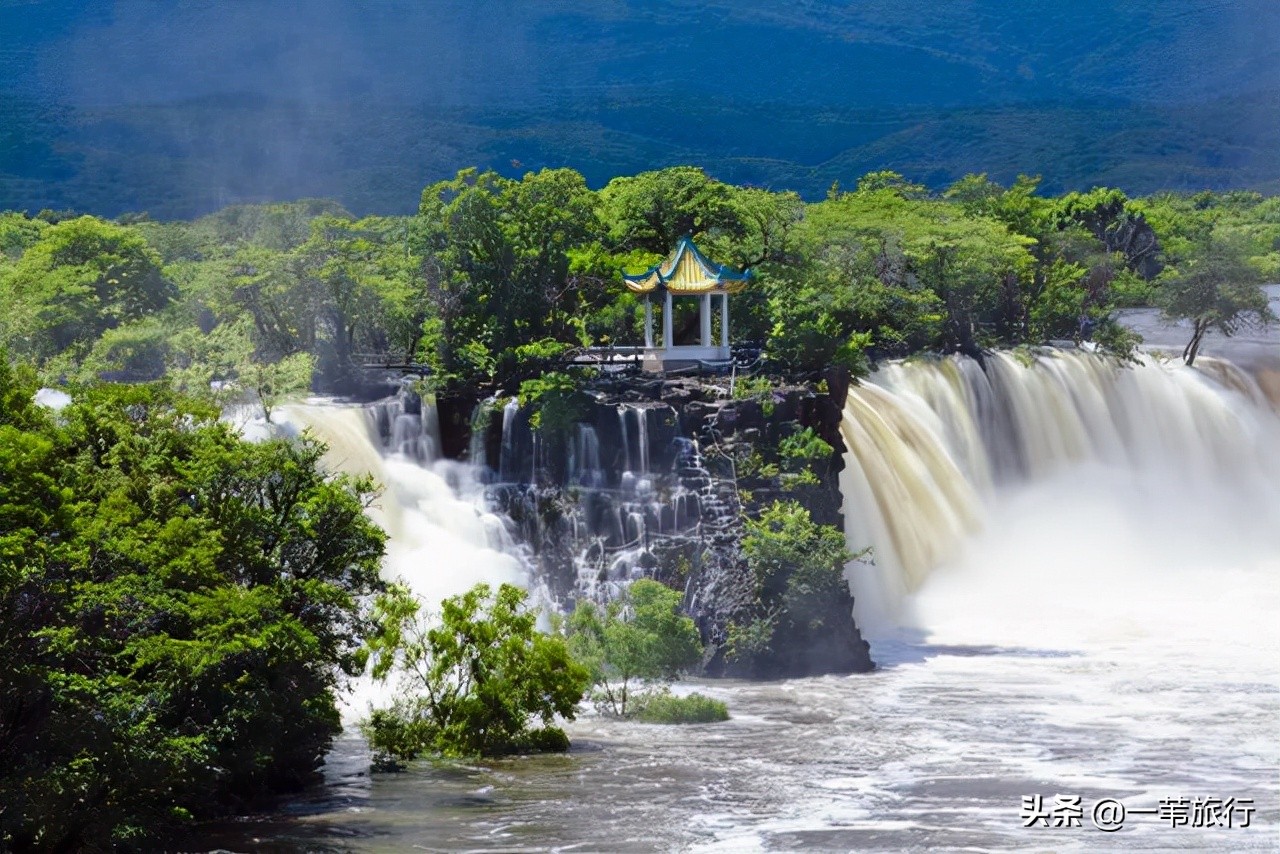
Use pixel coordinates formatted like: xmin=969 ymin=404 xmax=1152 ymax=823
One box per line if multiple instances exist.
xmin=362 ymin=583 xmax=590 ymax=764
xmin=4 ymin=170 xmax=1280 ymax=398
xmin=1 ymin=216 xmax=175 ymax=362
xmin=563 ymin=578 xmax=703 ymax=716
xmin=729 ymin=500 xmax=855 ymax=673
xmin=1157 ymin=230 xmax=1275 ymax=365
xmin=0 ymin=365 xmax=386 ymax=850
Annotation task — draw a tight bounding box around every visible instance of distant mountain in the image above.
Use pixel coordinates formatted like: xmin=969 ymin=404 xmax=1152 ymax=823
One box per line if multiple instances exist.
xmin=2 ymin=0 xmax=1278 ymax=218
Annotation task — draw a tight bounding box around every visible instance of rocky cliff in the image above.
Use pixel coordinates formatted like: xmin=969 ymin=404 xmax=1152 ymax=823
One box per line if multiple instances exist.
xmin=453 ymin=372 xmax=874 ymax=678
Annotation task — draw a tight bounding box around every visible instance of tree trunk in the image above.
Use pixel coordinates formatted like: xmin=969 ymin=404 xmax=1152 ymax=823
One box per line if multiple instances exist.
xmin=1184 ymin=318 xmax=1208 ymax=366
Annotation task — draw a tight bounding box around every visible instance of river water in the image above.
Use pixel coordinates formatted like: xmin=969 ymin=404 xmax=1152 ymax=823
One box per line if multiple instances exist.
xmin=210 ymin=331 xmax=1280 ymax=852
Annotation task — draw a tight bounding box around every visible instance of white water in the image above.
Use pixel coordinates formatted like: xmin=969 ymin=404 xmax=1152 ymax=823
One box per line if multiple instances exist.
xmin=274 ymin=398 xmax=530 ymax=715
xmin=841 ymin=350 xmax=1280 ymax=635
xmin=821 ymin=349 xmax=1280 ymax=848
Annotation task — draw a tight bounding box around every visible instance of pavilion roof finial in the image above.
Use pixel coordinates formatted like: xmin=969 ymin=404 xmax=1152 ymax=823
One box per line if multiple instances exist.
xmin=622 ymin=236 xmax=752 ymax=295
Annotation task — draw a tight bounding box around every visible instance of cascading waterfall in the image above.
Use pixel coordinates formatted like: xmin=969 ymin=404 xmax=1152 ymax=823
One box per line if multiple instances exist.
xmin=274 ymin=390 xmax=532 ymax=715
xmin=840 ymin=348 xmax=1280 ymax=639
xmin=486 ymin=398 xmax=721 ymax=603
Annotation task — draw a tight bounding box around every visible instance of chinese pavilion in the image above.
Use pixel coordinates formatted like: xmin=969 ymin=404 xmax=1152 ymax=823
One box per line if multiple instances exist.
xmin=622 ymin=236 xmax=752 ymax=371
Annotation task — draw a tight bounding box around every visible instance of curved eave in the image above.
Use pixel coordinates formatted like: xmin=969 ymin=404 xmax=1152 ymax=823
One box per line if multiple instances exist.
xmin=622 ymin=236 xmax=752 ymax=294
xmin=622 ymin=276 xmax=751 ymax=295
xmin=623 ymin=272 xmax=662 ymax=293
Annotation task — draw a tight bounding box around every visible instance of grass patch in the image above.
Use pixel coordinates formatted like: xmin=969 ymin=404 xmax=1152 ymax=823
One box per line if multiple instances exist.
xmin=633 ymin=692 xmax=729 ymax=724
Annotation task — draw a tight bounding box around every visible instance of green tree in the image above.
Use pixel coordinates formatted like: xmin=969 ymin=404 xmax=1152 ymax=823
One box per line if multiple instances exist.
xmin=0 ymin=368 xmax=386 ymax=850
xmin=729 ymin=500 xmax=856 ymax=674
xmin=1157 ymin=233 xmax=1275 ymax=366
xmin=856 ymin=170 xmax=928 ymax=199
xmin=416 ymin=168 xmax=601 ymax=388
xmin=76 ymin=316 xmax=172 ymax=382
xmin=796 ymin=185 xmax=1036 ymax=356
xmin=191 ymin=198 xmax=353 ymax=253
xmin=598 ymin=166 xmax=740 ymax=254
xmin=0 ymin=212 xmax=48 ymax=260
xmin=362 ymin=583 xmax=589 ymax=764
xmin=161 ymin=316 xmax=314 ymax=417
xmin=0 ymin=216 xmax=176 ymax=362
xmin=1052 ymin=187 xmax=1162 ymax=278
xmin=563 ymin=579 xmax=703 ymax=716
xmin=295 ymin=215 xmax=418 ymax=380
xmin=240 ymin=350 xmax=316 ymax=419
xmin=743 ymin=501 xmax=852 ymax=626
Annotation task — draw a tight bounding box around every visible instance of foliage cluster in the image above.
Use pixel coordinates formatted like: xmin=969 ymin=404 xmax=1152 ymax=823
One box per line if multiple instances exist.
xmin=562 ymin=579 xmax=704 ymax=717
xmin=0 ymin=361 xmax=386 ymax=850
xmin=632 ymin=691 xmax=730 ymax=724
xmin=4 ymin=171 xmax=1277 ymax=401
xmin=361 ymin=583 xmax=590 ymax=766
xmin=778 ymin=427 xmax=834 ymax=471
xmin=730 ymin=500 xmax=856 ymax=671
xmin=517 ymin=368 xmax=590 ymax=434
xmin=1154 ymin=233 xmax=1275 ymax=365
xmin=359 ymin=576 xmax=724 ymax=769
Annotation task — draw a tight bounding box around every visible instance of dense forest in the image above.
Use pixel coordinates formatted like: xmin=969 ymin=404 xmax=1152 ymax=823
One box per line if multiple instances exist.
xmin=2 ymin=166 xmax=1278 ymax=408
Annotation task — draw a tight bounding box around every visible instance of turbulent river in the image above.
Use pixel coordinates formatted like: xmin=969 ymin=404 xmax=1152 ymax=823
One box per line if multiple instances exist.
xmin=212 ymin=341 xmax=1280 ymax=852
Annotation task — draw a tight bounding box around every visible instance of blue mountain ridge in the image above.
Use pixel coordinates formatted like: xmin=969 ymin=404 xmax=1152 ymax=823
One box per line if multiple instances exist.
xmin=2 ymin=0 xmax=1278 ymax=217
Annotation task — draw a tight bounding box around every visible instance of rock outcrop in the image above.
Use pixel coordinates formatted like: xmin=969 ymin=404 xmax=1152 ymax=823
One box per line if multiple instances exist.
xmin=462 ymin=373 xmax=873 ymax=678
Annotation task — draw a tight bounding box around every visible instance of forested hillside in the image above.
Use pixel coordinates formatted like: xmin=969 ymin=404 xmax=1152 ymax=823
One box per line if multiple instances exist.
xmin=3 ymin=1 xmax=1278 ymax=217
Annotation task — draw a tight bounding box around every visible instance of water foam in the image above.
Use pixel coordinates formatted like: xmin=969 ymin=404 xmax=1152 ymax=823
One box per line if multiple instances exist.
xmin=276 ymin=396 xmax=530 ymax=716
xmin=840 ymin=349 xmax=1280 ymax=648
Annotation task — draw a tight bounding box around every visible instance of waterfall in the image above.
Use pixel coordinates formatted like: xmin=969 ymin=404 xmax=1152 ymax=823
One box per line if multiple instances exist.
xmin=841 ymin=349 xmax=1280 ymax=637
xmin=274 ymin=391 xmax=531 ymax=715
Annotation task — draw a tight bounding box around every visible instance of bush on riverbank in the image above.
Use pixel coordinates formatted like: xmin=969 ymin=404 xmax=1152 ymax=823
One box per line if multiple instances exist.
xmin=562 ymin=579 xmax=704 ymax=717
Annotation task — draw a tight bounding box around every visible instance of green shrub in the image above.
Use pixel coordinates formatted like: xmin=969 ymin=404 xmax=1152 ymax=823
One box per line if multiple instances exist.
xmin=781 ymin=468 xmax=821 ymax=490
xmin=1091 ymin=318 xmax=1143 ymax=360
xmin=725 ymin=615 xmax=776 ymax=664
xmin=362 ymin=583 xmax=590 ymax=764
xmin=742 ymin=500 xmax=854 ymax=632
xmin=1109 ymin=267 xmax=1157 ymax=307
xmin=737 ymin=449 xmax=779 ymax=480
xmin=743 ymin=501 xmax=851 ymax=593
xmin=518 ymin=370 xmax=587 ymax=433
xmin=563 ymin=579 xmax=703 ymax=716
xmin=633 ymin=691 xmax=729 ymax=724
xmin=778 ymin=427 xmax=833 ymax=470
xmin=731 ymin=374 xmax=774 ymax=400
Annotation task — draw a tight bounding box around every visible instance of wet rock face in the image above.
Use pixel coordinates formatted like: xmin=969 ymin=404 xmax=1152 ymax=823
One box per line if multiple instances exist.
xmin=483 ymin=375 xmax=873 ymax=678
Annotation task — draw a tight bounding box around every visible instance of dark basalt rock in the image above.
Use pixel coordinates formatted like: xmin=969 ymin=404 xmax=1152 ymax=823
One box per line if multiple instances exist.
xmin=483 ymin=373 xmax=873 ymax=679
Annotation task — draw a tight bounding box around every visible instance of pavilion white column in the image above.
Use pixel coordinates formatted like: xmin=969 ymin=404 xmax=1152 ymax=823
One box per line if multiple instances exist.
xmin=643 ymin=297 xmax=654 ymax=349
xmin=662 ymin=290 xmax=673 ymax=351
xmin=700 ymin=294 xmax=712 ymax=347
xmin=720 ymin=293 xmax=730 ymax=352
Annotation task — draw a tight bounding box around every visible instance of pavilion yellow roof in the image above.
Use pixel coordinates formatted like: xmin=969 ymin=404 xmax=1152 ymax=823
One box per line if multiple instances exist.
xmin=622 ymin=237 xmax=752 ymax=295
